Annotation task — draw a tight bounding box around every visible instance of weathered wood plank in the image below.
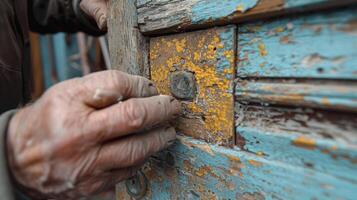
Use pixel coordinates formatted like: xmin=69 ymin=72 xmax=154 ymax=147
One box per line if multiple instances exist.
xmin=108 ymin=0 xmax=149 ymax=76
xmin=150 ymin=26 xmax=236 ymax=146
xmin=117 ymin=136 xmax=357 ymax=199
xmin=236 ymin=80 xmax=357 ymax=112
xmin=108 ymin=1 xmax=150 ymax=199
xmin=238 ymin=7 xmax=357 ymax=79
xmin=235 ymin=105 xmax=357 ymax=145
xmin=234 ymin=103 xmax=357 ymax=192
xmin=136 ymin=0 xmax=357 ymax=34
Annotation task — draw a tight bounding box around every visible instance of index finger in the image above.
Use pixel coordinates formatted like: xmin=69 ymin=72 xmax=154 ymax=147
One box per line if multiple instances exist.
xmin=78 ymin=70 xmax=158 ymax=108
xmin=86 ymin=95 xmax=181 ymax=142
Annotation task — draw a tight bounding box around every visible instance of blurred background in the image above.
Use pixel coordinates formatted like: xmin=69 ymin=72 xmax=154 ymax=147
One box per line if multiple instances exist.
xmin=29 ymin=32 xmax=111 ymax=99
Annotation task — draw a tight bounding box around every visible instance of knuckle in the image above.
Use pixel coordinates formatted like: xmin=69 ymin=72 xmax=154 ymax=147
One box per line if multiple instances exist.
xmin=123 ymin=100 xmax=146 ymax=129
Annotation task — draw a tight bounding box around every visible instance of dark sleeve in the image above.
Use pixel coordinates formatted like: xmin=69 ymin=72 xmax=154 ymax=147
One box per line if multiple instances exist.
xmin=0 ymin=110 xmax=16 ymax=200
xmin=28 ymin=0 xmax=105 ymax=36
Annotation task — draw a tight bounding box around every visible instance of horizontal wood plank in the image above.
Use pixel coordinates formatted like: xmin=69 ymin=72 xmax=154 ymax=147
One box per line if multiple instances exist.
xmin=237 ymin=7 xmax=357 ymax=79
xmin=117 ymin=136 xmax=357 ymax=199
xmin=136 ymin=0 xmax=357 ymax=34
xmin=236 ymin=80 xmax=357 ymax=112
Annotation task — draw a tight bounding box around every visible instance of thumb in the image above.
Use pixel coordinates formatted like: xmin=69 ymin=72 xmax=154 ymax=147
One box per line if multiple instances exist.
xmin=80 ymin=0 xmax=108 ymax=30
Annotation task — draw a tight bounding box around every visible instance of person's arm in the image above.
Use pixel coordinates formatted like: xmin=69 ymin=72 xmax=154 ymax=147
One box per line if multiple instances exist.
xmin=28 ymin=0 xmax=105 ymax=36
xmin=0 ymin=110 xmax=16 ymax=200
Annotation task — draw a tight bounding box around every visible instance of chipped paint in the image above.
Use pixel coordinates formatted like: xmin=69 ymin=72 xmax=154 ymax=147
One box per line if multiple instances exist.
xmin=191 ymin=0 xmax=260 ymax=23
xmin=150 ymin=26 xmax=236 ymax=145
xmin=292 ymin=136 xmax=316 ymax=150
xmin=238 ymin=7 xmax=357 ymax=79
xmin=248 ymin=160 xmax=263 ymax=167
xmin=117 ymin=136 xmax=357 ymax=199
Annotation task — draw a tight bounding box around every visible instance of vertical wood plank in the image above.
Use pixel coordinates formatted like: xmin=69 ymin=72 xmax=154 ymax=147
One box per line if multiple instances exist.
xmin=108 ymin=1 xmax=150 ymax=199
xmin=108 ymin=0 xmax=149 ymax=77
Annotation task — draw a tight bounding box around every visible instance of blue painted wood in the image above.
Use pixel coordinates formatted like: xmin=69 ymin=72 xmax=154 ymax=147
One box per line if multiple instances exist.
xmin=235 ymin=81 xmax=357 ymax=111
xmin=136 ymin=0 xmax=357 ymax=34
xmin=191 ymin=0 xmax=260 ymax=24
xmin=119 ymin=137 xmax=357 ymax=199
xmin=237 ymin=7 xmax=357 ymax=79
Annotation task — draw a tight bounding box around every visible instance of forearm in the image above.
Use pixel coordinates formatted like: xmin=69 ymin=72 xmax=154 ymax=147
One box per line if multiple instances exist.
xmin=28 ymin=0 xmax=105 ymax=36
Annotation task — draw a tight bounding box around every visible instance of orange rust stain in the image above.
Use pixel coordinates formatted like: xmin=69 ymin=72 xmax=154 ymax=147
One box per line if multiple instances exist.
xmin=321 ymin=97 xmax=330 ymax=106
xmin=195 ymin=165 xmax=212 ymax=177
xmin=248 ymin=160 xmax=263 ymax=167
xmin=292 ymin=136 xmax=316 ymax=150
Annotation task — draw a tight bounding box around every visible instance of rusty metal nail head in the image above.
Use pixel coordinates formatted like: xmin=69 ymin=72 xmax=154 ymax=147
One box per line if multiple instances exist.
xmin=170 ymin=71 xmax=196 ymax=101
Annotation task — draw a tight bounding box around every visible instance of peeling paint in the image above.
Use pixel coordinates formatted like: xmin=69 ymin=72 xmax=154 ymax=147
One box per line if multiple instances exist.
xmin=292 ymin=136 xmax=316 ymax=150
xmin=191 ymin=0 xmax=260 ymax=23
xmin=150 ymin=27 xmax=236 ymax=145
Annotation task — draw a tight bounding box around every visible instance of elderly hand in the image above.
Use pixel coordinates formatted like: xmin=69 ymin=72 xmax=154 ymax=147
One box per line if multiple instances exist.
xmin=80 ymin=0 xmax=108 ymax=30
xmin=7 ymin=70 xmax=181 ymax=199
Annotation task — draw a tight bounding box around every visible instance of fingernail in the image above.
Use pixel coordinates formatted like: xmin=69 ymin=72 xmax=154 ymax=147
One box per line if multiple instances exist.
xmin=148 ymin=81 xmax=158 ymax=94
xmin=167 ymin=139 xmax=176 ymax=146
xmin=170 ymin=98 xmax=182 ymax=113
xmin=99 ymin=15 xmax=107 ymax=30
xmin=164 ymin=126 xmax=176 ymax=142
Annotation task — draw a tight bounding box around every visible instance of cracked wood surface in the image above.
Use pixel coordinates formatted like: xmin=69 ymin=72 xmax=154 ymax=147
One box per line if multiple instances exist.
xmin=136 ymin=0 xmax=357 ymax=35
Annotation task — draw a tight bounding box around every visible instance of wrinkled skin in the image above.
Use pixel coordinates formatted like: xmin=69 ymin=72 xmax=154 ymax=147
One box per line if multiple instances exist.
xmin=7 ymin=70 xmax=181 ymax=199
xmin=80 ymin=0 xmax=109 ymax=30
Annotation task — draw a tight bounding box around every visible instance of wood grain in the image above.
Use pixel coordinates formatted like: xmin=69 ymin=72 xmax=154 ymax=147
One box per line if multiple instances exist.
xmin=237 ymin=7 xmax=357 ymax=79
xmin=236 ymin=80 xmax=357 ymax=112
xmin=108 ymin=0 xmax=149 ymax=76
xmin=136 ymin=0 xmax=357 ymax=35
xmin=116 ymin=136 xmax=357 ymax=199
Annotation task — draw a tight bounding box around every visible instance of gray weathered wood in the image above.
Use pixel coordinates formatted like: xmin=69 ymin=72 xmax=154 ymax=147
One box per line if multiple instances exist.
xmin=136 ymin=0 xmax=357 ymax=35
xmin=109 ymin=0 xmax=149 ymax=77
xmin=108 ymin=1 xmax=150 ymax=199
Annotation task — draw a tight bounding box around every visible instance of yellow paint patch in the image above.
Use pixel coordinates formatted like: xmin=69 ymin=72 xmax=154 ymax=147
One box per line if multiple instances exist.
xmin=258 ymin=43 xmax=268 ymax=57
xmin=150 ymin=28 xmax=235 ymax=145
xmin=292 ymin=136 xmax=316 ymax=150
xmin=175 ymin=39 xmax=186 ymax=53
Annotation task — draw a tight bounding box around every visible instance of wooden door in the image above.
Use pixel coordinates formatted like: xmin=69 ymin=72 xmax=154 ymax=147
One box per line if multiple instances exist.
xmin=109 ymin=0 xmax=357 ymax=199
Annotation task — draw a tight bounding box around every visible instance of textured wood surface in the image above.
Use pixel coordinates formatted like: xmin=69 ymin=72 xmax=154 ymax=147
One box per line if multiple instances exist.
xmin=117 ymin=135 xmax=357 ymax=199
xmin=108 ymin=0 xmax=149 ymax=76
xmin=150 ymin=26 xmax=236 ymax=146
xmin=236 ymin=80 xmax=357 ymax=112
xmin=237 ymin=7 xmax=357 ymax=79
xmin=136 ymin=0 xmax=357 ymax=34
xmin=112 ymin=2 xmax=357 ymax=199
